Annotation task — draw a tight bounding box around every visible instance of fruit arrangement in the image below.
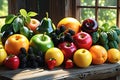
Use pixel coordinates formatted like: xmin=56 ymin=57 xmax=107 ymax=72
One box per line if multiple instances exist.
xmin=0 ymin=9 xmax=120 ymax=70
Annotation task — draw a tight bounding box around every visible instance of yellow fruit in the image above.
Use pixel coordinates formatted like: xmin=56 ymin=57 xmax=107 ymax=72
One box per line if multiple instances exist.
xmin=0 ymin=45 xmax=7 ymax=65
xmin=45 ymin=47 xmax=64 ymax=66
xmin=73 ymin=49 xmax=92 ymax=68
xmin=107 ymin=48 xmax=120 ymax=63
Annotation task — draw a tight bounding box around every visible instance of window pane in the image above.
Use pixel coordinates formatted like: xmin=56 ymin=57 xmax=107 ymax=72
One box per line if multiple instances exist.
xmin=98 ymin=9 xmax=116 ymax=26
xmin=99 ymin=0 xmax=117 ymax=7
xmin=80 ymin=0 xmax=95 ymax=6
xmin=0 ymin=18 xmax=5 ymax=30
xmin=0 ymin=0 xmax=8 ymax=28
xmin=80 ymin=8 xmax=95 ymax=23
xmin=0 ymin=0 xmax=8 ymax=16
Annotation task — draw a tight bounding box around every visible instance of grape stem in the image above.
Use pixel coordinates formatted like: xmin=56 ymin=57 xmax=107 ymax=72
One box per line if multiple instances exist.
xmin=58 ymin=29 xmax=69 ymax=39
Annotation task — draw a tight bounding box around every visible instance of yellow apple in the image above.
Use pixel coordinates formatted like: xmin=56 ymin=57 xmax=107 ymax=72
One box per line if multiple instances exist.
xmin=73 ymin=49 xmax=92 ymax=68
xmin=45 ymin=47 xmax=64 ymax=66
xmin=0 ymin=44 xmax=7 ymax=65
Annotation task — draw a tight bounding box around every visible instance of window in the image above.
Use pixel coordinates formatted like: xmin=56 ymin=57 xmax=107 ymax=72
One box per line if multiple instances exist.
xmin=77 ymin=0 xmax=120 ymax=27
xmin=1 ymin=0 xmax=120 ymax=28
xmin=0 ymin=0 xmax=8 ymax=28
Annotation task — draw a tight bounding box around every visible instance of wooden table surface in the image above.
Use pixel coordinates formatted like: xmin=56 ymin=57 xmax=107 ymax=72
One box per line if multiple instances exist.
xmin=0 ymin=62 xmax=120 ymax=80
xmin=0 ymin=43 xmax=119 ymax=80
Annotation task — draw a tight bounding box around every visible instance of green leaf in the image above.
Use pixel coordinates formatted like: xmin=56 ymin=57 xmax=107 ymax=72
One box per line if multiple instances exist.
xmin=20 ymin=26 xmax=30 ymax=38
xmin=12 ymin=17 xmax=23 ymax=32
xmin=20 ymin=9 xmax=28 ymax=18
xmin=1 ymin=24 xmax=11 ymax=32
xmin=101 ymin=23 xmax=110 ymax=32
xmin=28 ymin=11 xmax=37 ymax=17
xmin=5 ymin=14 xmax=16 ymax=24
xmin=109 ymin=26 xmax=118 ymax=30
xmin=25 ymin=16 xmax=31 ymax=24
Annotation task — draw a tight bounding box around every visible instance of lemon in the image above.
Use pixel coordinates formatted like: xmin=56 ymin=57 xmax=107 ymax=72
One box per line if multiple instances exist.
xmin=45 ymin=47 xmax=64 ymax=66
xmin=0 ymin=44 xmax=7 ymax=65
xmin=107 ymin=48 xmax=120 ymax=63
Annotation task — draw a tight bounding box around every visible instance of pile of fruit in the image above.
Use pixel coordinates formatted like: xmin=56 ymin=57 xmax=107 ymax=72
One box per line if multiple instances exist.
xmin=0 ymin=9 xmax=120 ymax=70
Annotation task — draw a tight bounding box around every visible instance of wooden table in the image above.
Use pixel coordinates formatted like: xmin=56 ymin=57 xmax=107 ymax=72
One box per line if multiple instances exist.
xmin=0 ymin=43 xmax=120 ymax=80
xmin=0 ymin=62 xmax=120 ymax=80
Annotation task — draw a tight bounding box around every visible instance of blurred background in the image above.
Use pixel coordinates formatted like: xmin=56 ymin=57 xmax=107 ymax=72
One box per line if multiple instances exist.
xmin=0 ymin=0 xmax=118 ymax=29
xmin=0 ymin=0 xmax=8 ymax=28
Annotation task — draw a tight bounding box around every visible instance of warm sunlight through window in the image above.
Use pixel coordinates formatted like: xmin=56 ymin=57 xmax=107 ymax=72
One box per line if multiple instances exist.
xmin=78 ymin=0 xmax=119 ymax=27
xmin=0 ymin=0 xmax=8 ymax=28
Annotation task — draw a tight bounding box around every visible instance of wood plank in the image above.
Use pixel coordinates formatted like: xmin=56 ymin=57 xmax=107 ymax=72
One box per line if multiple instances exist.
xmin=0 ymin=62 xmax=120 ymax=80
xmin=116 ymin=76 xmax=120 ymax=80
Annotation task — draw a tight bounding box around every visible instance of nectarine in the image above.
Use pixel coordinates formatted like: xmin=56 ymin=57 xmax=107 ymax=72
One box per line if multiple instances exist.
xmin=27 ymin=18 xmax=40 ymax=32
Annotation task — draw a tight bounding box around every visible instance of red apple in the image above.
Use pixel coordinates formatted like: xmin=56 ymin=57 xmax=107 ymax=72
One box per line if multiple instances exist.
xmin=58 ymin=42 xmax=77 ymax=61
xmin=27 ymin=18 xmax=40 ymax=32
xmin=73 ymin=32 xmax=92 ymax=49
xmin=81 ymin=18 xmax=98 ymax=34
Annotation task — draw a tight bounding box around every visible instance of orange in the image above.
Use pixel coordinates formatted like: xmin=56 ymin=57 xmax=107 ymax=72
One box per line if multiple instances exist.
xmin=107 ymin=48 xmax=120 ymax=63
xmin=89 ymin=45 xmax=108 ymax=65
xmin=57 ymin=17 xmax=81 ymax=34
xmin=5 ymin=34 xmax=29 ymax=55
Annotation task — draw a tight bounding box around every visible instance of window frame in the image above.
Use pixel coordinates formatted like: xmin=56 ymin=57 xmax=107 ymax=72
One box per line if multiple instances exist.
xmin=1 ymin=0 xmax=120 ymax=28
xmin=76 ymin=0 xmax=120 ymax=28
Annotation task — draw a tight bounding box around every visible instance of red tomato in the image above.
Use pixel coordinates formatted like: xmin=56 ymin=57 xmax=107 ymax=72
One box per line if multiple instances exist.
xmin=4 ymin=55 xmax=20 ymax=70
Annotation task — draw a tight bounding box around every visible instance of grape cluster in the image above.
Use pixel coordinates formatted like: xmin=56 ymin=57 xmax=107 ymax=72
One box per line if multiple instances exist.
xmin=50 ymin=25 xmax=75 ymax=46
xmin=18 ymin=47 xmax=44 ymax=69
xmin=18 ymin=48 xmax=27 ymax=68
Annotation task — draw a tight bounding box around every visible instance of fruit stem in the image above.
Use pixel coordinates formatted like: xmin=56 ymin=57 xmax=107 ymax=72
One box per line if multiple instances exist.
xmin=0 ymin=46 xmax=2 ymax=49
xmin=50 ymin=58 xmax=56 ymax=60
xmin=58 ymin=29 xmax=67 ymax=38
xmin=58 ymin=32 xmax=64 ymax=38
xmin=42 ymin=32 xmax=46 ymax=41
xmin=82 ymin=50 xmax=86 ymax=53
xmin=66 ymin=42 xmax=71 ymax=47
xmin=46 ymin=12 xmax=48 ymax=19
xmin=9 ymin=54 xmax=15 ymax=58
xmin=80 ymin=34 xmax=85 ymax=38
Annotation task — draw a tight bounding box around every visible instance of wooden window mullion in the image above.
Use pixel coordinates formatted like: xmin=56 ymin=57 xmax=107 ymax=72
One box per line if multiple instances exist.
xmin=95 ymin=0 xmax=98 ymax=22
xmin=117 ymin=0 xmax=120 ymax=28
xmin=75 ymin=0 xmax=80 ymax=20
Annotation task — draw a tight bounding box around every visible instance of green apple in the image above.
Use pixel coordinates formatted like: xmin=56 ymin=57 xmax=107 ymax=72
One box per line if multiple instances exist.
xmin=73 ymin=49 xmax=92 ymax=68
xmin=30 ymin=33 xmax=54 ymax=53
